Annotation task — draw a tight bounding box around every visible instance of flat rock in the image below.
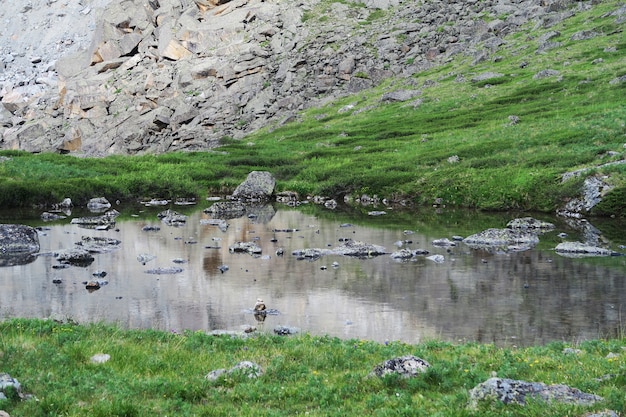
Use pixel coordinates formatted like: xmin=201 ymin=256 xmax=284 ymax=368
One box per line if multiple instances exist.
xmin=469 ymin=377 xmax=603 ymax=407
xmin=555 ymin=242 xmax=622 ymax=257
xmin=463 ymin=228 xmax=539 ymax=252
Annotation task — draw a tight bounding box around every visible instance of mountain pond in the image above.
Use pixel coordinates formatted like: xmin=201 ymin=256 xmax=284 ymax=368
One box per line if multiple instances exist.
xmin=1 ymin=201 xmax=625 ymax=347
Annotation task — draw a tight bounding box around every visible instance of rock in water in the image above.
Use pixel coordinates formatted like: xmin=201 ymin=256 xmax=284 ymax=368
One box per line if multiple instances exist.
xmin=0 ymin=224 xmax=40 ymax=254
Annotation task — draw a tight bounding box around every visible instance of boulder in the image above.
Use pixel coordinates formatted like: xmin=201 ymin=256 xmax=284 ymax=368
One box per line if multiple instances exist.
xmin=231 ymin=171 xmax=276 ymax=201
xmin=0 ymin=224 xmax=40 ymax=254
xmin=469 ymin=377 xmax=603 ymax=407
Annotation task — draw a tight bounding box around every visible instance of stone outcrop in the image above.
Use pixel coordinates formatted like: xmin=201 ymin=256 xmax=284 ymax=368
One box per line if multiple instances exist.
xmin=0 ymin=0 xmax=604 ymax=155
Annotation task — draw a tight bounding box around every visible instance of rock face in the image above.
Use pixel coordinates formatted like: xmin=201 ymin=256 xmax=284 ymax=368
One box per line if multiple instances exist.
xmin=469 ymin=377 xmax=603 ymax=407
xmin=0 ymin=224 xmax=40 ymax=254
xmin=0 ymin=0 xmax=606 ymax=155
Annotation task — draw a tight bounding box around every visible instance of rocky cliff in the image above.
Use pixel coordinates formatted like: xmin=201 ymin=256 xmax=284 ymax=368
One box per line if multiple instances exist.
xmin=0 ymin=0 xmax=598 ymax=155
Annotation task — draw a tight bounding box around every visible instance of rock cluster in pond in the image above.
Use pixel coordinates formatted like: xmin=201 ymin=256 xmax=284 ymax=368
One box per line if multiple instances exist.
xmin=2 ymin=0 xmax=617 ymax=156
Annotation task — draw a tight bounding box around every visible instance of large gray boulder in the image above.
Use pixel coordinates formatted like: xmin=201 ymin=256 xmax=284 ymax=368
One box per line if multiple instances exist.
xmin=231 ymin=171 xmax=276 ymax=202
xmin=0 ymin=224 xmax=40 ymax=254
xmin=469 ymin=377 xmax=603 ymax=407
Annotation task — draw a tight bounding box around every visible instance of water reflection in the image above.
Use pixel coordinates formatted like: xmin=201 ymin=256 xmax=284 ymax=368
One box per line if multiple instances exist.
xmin=1 ymin=204 xmax=624 ymax=346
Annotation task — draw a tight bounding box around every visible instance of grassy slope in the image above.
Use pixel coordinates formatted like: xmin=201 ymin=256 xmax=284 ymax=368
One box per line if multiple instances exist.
xmin=0 ymin=1 xmax=625 ymax=214
xmin=0 ymin=319 xmax=623 ymax=416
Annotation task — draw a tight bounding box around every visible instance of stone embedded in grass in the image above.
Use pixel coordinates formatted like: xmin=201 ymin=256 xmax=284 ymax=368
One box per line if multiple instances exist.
xmin=205 ymin=361 xmax=264 ymax=381
xmin=0 ymin=373 xmax=22 ymax=400
xmin=468 ymin=377 xmax=603 ymax=407
xmin=90 ymin=353 xmax=111 ymax=364
xmin=370 ymin=355 xmax=430 ymax=378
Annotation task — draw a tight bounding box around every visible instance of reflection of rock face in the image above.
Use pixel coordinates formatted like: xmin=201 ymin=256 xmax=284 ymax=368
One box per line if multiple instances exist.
xmin=0 ymin=224 xmax=40 ymax=255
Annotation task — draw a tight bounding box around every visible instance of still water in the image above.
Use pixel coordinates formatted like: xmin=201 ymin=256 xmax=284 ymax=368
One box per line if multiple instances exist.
xmin=1 ymin=203 xmax=625 ymax=346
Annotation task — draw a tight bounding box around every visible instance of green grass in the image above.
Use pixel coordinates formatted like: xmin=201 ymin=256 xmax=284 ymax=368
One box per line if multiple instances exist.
xmin=1 ymin=1 xmax=625 ymax=215
xmin=0 ymin=319 xmax=623 ymax=416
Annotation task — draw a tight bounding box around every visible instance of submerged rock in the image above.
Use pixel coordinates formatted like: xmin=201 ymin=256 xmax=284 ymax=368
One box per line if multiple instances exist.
xmin=157 ymin=209 xmax=187 ymax=227
xmin=229 ymin=241 xmax=262 ymax=255
xmin=144 ymin=266 xmax=184 ymax=274
xmin=75 ymin=236 xmax=121 ymax=253
xmin=204 ymin=201 xmax=247 ymax=219
xmin=55 ymin=248 xmax=95 ymax=266
xmin=70 ymin=210 xmax=120 ymax=229
xmin=469 ymin=377 xmax=603 ymax=407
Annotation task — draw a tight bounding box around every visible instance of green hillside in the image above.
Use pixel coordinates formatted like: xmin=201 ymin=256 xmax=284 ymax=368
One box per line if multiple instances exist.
xmin=0 ymin=1 xmax=624 ymax=214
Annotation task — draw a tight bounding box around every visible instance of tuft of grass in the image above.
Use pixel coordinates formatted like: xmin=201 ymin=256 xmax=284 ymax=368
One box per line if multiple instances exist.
xmin=0 ymin=319 xmax=623 ymax=416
